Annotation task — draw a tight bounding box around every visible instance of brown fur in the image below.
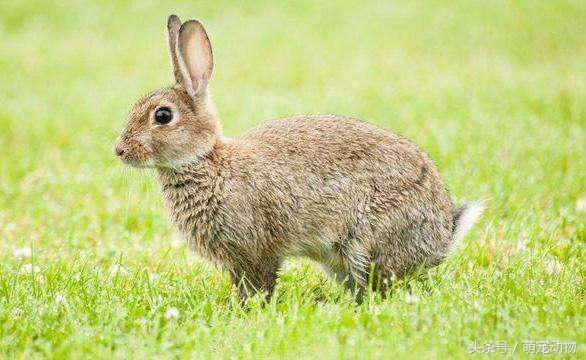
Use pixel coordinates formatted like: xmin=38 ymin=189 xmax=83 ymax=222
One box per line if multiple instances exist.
xmin=115 ymin=16 xmax=481 ymax=299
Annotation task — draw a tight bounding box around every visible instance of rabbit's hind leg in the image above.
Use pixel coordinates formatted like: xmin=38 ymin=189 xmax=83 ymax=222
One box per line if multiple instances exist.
xmin=320 ymin=261 xmax=355 ymax=290
xmin=346 ymin=246 xmax=398 ymax=299
xmin=345 ymin=247 xmax=372 ymax=300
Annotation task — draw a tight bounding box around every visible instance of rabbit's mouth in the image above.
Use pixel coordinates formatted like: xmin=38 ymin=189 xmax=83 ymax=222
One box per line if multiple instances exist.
xmin=118 ymin=154 xmax=155 ymax=168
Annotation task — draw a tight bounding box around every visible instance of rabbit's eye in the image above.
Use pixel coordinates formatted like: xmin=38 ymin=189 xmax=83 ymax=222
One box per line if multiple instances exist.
xmin=154 ymin=107 xmax=173 ymax=124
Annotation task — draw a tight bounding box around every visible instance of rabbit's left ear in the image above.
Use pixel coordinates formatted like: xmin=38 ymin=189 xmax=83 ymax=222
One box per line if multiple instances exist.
xmin=176 ymin=20 xmax=214 ymax=99
xmin=167 ymin=15 xmax=183 ymax=85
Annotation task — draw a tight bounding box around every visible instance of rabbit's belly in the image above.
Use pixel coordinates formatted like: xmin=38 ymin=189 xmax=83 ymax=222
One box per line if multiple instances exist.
xmin=285 ymin=234 xmax=341 ymax=264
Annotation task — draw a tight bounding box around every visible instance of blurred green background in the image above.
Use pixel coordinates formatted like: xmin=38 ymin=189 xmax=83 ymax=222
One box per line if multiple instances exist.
xmin=1 ymin=0 xmax=584 ymax=358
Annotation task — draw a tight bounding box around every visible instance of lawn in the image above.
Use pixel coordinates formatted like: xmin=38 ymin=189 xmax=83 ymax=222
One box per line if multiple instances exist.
xmin=1 ymin=0 xmax=584 ymax=358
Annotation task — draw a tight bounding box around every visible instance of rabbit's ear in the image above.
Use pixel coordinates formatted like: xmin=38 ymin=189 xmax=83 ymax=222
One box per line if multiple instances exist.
xmin=176 ymin=20 xmax=214 ymax=99
xmin=167 ymin=15 xmax=183 ymax=85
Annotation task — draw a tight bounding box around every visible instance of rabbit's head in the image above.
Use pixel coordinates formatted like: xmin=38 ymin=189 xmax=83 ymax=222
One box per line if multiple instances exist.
xmin=115 ymin=15 xmax=219 ymax=168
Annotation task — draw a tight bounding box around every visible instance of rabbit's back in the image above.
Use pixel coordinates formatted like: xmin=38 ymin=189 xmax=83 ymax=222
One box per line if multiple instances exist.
xmin=240 ymin=114 xmax=449 ymax=203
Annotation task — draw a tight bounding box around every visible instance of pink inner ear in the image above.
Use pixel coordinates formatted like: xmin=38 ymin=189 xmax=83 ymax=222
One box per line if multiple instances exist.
xmin=178 ymin=21 xmax=213 ymax=96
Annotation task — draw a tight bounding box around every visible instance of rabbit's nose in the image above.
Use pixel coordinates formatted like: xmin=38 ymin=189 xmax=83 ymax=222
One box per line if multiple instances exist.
xmin=115 ymin=144 xmax=125 ymax=157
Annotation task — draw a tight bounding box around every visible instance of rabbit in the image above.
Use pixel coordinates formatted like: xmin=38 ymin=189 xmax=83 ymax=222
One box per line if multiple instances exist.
xmin=115 ymin=15 xmax=484 ymax=300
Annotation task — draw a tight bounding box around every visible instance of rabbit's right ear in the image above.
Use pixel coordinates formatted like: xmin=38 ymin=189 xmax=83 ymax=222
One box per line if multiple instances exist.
xmin=176 ymin=20 xmax=214 ymax=100
xmin=167 ymin=15 xmax=183 ymax=85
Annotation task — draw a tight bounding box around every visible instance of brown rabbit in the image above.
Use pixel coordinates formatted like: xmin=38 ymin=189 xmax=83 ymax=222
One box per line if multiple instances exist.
xmin=115 ymin=15 xmax=483 ymax=299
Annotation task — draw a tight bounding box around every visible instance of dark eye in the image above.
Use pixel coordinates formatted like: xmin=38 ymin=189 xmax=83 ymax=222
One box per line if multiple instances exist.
xmin=154 ymin=107 xmax=173 ymax=124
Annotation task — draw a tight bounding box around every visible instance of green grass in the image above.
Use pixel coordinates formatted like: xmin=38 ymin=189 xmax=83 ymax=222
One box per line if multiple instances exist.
xmin=1 ymin=0 xmax=584 ymax=358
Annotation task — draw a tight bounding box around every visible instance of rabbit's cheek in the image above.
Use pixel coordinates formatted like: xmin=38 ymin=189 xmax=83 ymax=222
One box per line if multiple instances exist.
xmin=136 ymin=132 xmax=154 ymax=152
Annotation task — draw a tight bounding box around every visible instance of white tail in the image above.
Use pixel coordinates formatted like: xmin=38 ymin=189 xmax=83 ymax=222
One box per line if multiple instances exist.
xmin=448 ymin=201 xmax=485 ymax=254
